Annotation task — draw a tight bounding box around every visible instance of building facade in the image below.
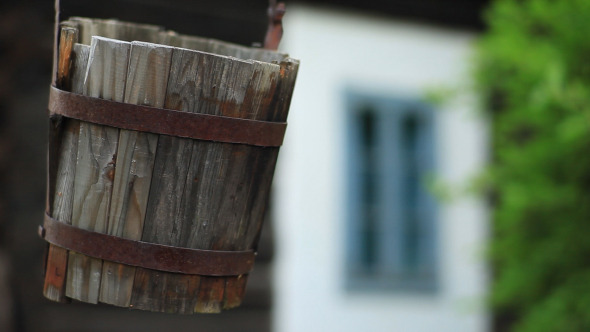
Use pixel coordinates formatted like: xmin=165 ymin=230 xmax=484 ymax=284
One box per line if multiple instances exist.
xmin=273 ymin=5 xmax=490 ymax=332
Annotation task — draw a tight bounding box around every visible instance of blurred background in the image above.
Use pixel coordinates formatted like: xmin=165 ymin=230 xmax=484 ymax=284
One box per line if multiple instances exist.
xmin=2 ymin=0 xmax=589 ymax=331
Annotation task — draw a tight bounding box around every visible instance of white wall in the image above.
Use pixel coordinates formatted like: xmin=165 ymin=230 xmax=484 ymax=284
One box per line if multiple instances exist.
xmin=273 ymin=6 xmax=490 ymax=332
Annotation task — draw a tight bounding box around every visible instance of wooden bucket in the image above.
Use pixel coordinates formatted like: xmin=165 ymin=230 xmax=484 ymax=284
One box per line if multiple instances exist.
xmin=40 ymin=17 xmax=298 ymax=313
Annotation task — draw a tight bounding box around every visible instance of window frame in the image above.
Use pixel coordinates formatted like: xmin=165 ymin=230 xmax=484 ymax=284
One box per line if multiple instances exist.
xmin=344 ymin=90 xmax=439 ymax=293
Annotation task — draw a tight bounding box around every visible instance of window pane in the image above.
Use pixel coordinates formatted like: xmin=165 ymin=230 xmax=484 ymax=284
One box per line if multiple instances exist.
xmin=401 ymin=113 xmax=420 ymax=271
xmin=346 ymin=94 xmax=437 ymax=292
xmin=359 ymin=109 xmax=378 ymax=271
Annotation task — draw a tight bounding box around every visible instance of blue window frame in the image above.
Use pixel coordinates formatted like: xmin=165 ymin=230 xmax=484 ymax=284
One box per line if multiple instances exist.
xmin=345 ymin=91 xmax=438 ymax=293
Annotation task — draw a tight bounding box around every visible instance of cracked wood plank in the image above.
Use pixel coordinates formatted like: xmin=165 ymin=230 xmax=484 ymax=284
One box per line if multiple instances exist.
xmin=43 ymin=25 xmax=87 ymax=303
xmin=65 ymin=37 xmax=131 ymax=303
xmin=98 ymin=41 xmax=173 ymax=307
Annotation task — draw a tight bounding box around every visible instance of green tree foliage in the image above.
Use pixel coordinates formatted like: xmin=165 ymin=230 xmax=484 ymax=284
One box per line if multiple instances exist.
xmin=475 ymin=0 xmax=590 ymax=331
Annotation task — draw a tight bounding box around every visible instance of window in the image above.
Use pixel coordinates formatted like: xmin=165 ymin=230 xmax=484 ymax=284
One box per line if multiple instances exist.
xmin=345 ymin=91 xmax=438 ymax=292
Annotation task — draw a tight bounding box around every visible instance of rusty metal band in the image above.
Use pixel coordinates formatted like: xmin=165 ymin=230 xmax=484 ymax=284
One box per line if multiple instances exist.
xmin=40 ymin=214 xmax=256 ymax=276
xmin=48 ymin=86 xmax=286 ymax=147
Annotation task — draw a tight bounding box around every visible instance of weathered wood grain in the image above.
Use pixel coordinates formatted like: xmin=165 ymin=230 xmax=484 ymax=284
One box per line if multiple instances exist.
xmin=113 ymin=20 xmax=163 ymax=43
xmin=86 ymin=19 xmax=118 ymax=43
xmin=218 ymin=59 xmax=300 ymax=309
xmin=268 ymin=58 xmax=300 ymax=122
xmin=128 ymin=49 xmax=256 ymax=313
xmin=179 ymin=35 xmax=211 ymax=52
xmin=70 ymin=17 xmax=163 ymax=44
xmin=189 ymin=60 xmax=282 ymax=311
xmin=127 ymin=48 xmax=218 ymax=313
xmin=139 ymin=48 xmax=202 ymax=249
xmin=180 ymin=58 xmax=260 ymax=252
xmin=222 ymin=274 xmax=248 ymax=309
xmin=218 ymin=58 xmax=299 ymax=309
xmin=43 ymin=25 xmax=87 ymax=302
xmin=68 ymin=16 xmax=287 ymax=62
xmin=194 ymin=276 xmax=226 ymax=313
xmin=128 ymin=48 xmax=287 ymax=313
xmin=54 ymin=26 xmax=77 ymax=90
xmin=67 ymin=17 xmax=93 ymax=45
xmin=65 ymin=37 xmax=131 ymax=304
xmin=176 ymin=34 xmax=288 ymax=63
xmin=158 ymin=30 xmax=181 ymax=46
xmin=44 ymin=18 xmax=298 ymax=312
xmin=99 ymin=41 xmax=174 ymax=307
